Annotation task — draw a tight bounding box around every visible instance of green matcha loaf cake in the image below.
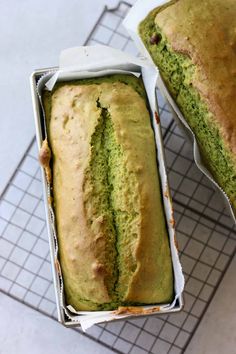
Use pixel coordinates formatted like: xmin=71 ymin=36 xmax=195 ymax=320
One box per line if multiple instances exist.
xmin=41 ymin=74 xmax=173 ymax=311
xmin=139 ymin=0 xmax=236 ymax=211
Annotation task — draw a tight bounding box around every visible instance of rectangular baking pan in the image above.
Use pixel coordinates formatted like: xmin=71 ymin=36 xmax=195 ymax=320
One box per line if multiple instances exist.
xmin=30 ymin=67 xmax=184 ymax=327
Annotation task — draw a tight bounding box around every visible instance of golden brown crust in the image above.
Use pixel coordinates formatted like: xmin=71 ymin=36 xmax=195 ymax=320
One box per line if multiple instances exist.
xmin=113 ymin=306 xmax=160 ymax=315
xmin=39 ymin=139 xmax=52 ymax=183
xmin=155 ymin=0 xmax=236 ymax=155
xmin=50 ymin=84 xmax=111 ymax=306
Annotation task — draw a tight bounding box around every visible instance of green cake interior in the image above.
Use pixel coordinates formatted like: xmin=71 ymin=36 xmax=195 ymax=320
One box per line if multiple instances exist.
xmin=139 ymin=10 xmax=236 ymax=210
xmin=83 ymin=100 xmax=140 ymax=308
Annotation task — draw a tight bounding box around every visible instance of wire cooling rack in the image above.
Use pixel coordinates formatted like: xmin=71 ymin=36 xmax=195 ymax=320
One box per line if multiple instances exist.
xmin=0 ymin=2 xmax=235 ymax=353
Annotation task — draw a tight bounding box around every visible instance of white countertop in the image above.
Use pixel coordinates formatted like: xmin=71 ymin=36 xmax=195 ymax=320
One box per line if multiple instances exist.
xmin=0 ymin=295 xmax=113 ymax=354
xmin=186 ymin=255 xmax=236 ymax=354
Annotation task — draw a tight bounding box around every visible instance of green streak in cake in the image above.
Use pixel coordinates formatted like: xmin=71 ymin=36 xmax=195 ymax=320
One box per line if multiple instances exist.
xmin=84 ymin=103 xmax=118 ymax=304
xmin=139 ymin=12 xmax=236 ymax=209
xmin=103 ymin=106 xmax=139 ymax=301
xmin=82 ymin=100 xmax=139 ymax=309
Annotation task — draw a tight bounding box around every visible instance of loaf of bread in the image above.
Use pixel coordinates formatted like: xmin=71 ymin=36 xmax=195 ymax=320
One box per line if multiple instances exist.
xmin=42 ymin=74 xmax=173 ymax=311
xmin=139 ymin=0 xmax=236 ymax=211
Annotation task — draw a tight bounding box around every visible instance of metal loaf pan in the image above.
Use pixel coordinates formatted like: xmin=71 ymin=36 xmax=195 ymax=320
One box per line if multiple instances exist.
xmin=30 ymin=62 xmax=184 ymax=328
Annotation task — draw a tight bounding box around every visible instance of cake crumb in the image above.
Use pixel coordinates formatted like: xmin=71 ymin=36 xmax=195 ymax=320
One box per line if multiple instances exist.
xmin=155 ymin=111 xmax=160 ymax=124
xmin=39 ymin=139 xmax=52 ymax=183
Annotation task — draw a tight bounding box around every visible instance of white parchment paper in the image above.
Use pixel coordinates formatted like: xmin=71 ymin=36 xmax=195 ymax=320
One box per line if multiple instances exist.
xmin=123 ymin=0 xmax=236 ymax=222
xmin=36 ymin=45 xmax=184 ymax=331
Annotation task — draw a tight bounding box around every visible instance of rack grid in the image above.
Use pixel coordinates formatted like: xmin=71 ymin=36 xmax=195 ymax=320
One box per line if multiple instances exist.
xmin=0 ymin=2 xmax=235 ymax=353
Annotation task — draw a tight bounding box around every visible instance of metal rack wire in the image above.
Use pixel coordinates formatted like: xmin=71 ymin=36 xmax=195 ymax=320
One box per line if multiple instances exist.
xmin=0 ymin=2 xmax=235 ymax=353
